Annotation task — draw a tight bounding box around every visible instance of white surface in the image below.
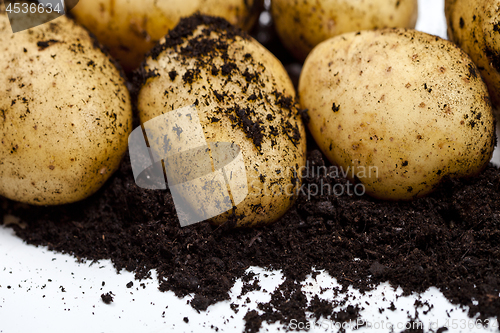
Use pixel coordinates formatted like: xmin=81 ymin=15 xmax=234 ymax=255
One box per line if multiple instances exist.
xmin=416 ymin=0 xmax=448 ymax=39
xmin=1 ymin=224 xmax=499 ymax=333
xmin=2 ymin=1 xmax=500 ymax=332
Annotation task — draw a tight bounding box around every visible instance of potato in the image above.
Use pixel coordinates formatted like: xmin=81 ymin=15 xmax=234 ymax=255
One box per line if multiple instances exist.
xmin=70 ymin=0 xmax=263 ymax=71
xmin=271 ymin=0 xmax=418 ymax=62
xmin=137 ymin=15 xmax=306 ymax=227
xmin=299 ymin=29 xmax=495 ymax=200
xmin=0 ymin=11 xmax=132 ymax=205
xmin=445 ymin=0 xmax=500 ymax=110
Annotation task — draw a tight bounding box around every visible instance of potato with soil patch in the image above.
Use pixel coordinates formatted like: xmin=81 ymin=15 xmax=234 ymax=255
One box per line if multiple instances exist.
xmin=0 ymin=12 xmax=132 ymax=205
xmin=271 ymin=0 xmax=418 ymax=61
xmin=299 ymin=29 xmax=495 ymax=200
xmin=445 ymin=0 xmax=500 ymax=110
xmin=137 ymin=15 xmax=306 ymax=227
xmin=71 ymin=0 xmax=263 ymax=71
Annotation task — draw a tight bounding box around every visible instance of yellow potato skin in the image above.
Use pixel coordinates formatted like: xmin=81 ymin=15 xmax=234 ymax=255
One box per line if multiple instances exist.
xmin=0 ymin=13 xmax=132 ymax=205
xmin=445 ymin=0 xmax=500 ymax=110
xmin=271 ymin=0 xmax=418 ymax=62
xmin=299 ymin=29 xmax=495 ymax=200
xmin=70 ymin=0 xmax=263 ymax=71
xmin=138 ymin=16 xmax=306 ymax=227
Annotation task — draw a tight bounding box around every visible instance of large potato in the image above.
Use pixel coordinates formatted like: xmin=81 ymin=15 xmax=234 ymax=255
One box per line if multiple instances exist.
xmin=137 ymin=15 xmax=306 ymax=227
xmin=445 ymin=0 xmax=500 ymax=110
xmin=271 ymin=0 xmax=418 ymax=62
xmin=0 ymin=11 xmax=132 ymax=205
xmin=70 ymin=0 xmax=263 ymax=71
xmin=299 ymin=29 xmax=495 ymax=200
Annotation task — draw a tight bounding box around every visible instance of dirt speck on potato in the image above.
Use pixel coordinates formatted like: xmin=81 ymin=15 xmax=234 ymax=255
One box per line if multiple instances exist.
xmin=37 ymin=39 xmax=59 ymax=50
xmin=332 ymin=103 xmax=340 ymax=113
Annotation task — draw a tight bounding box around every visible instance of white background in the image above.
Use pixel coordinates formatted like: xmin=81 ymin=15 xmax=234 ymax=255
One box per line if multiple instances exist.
xmin=2 ymin=0 xmax=500 ymax=332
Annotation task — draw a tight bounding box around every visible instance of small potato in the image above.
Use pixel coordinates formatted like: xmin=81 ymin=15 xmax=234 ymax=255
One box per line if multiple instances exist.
xmin=299 ymin=29 xmax=495 ymax=200
xmin=0 ymin=11 xmax=132 ymax=205
xmin=70 ymin=0 xmax=263 ymax=71
xmin=271 ymin=0 xmax=418 ymax=61
xmin=445 ymin=0 xmax=500 ymax=110
xmin=137 ymin=15 xmax=306 ymax=227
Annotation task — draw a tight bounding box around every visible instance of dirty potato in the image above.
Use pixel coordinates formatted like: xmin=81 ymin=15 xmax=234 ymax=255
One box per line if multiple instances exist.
xmin=271 ymin=0 xmax=418 ymax=61
xmin=299 ymin=29 xmax=495 ymax=200
xmin=446 ymin=0 xmax=500 ymax=110
xmin=137 ymin=15 xmax=307 ymax=227
xmin=71 ymin=0 xmax=263 ymax=71
xmin=0 ymin=12 xmax=132 ymax=205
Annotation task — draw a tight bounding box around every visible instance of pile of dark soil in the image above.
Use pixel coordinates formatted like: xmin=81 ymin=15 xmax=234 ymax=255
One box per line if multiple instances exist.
xmin=3 ymin=147 xmax=500 ymax=331
xmin=2 ymin=10 xmax=500 ymax=333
